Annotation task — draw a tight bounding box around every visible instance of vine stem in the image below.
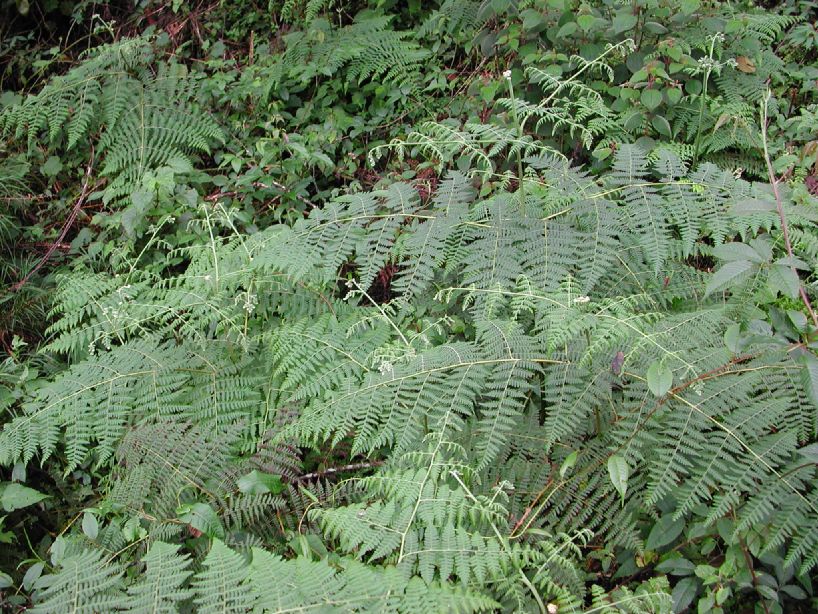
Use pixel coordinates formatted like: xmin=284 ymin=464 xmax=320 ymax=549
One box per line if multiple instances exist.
xmin=9 ymin=148 xmax=96 ymax=293
xmin=760 ymin=91 xmax=818 ymax=328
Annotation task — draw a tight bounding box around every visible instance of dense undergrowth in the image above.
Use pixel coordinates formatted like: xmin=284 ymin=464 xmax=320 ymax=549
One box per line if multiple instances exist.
xmin=1 ymin=0 xmax=818 ymax=612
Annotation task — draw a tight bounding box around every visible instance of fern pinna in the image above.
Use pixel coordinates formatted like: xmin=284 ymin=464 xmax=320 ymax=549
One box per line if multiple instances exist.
xmin=3 ymin=128 xmax=818 ymax=610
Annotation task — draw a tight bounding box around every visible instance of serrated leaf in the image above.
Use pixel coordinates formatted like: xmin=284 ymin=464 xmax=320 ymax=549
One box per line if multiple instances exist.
xmin=612 ymin=12 xmax=638 ymax=33
xmin=556 ymin=22 xmax=577 ymax=38
xmin=641 ymin=89 xmax=663 ymax=111
xmin=705 ymin=260 xmax=754 ymax=297
xmin=560 ymin=451 xmax=578 ymax=478
xmin=672 ymin=577 xmax=700 ymax=612
xmin=680 ymin=0 xmax=700 ymax=15
xmin=645 ymin=515 xmax=685 ymax=551
xmin=607 ymin=455 xmax=629 ymax=503
xmin=647 ymin=361 xmax=673 ymax=397
xmin=82 ymin=512 xmax=99 ymax=540
xmin=178 ymin=503 xmax=225 ymax=539
xmin=767 ymin=264 xmax=800 ymax=299
xmin=712 ymin=242 xmax=765 ymax=263
xmin=788 ymin=310 xmax=808 ymax=331
xmin=1 ymin=483 xmax=48 ymax=512
xmin=652 ymin=114 xmax=672 ymax=137
xmin=237 ymin=470 xmax=284 ymax=495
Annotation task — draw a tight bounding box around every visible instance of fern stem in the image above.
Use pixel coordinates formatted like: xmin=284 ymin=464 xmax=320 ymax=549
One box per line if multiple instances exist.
xmin=504 ymin=71 xmax=526 ymax=210
xmin=692 ymin=34 xmax=721 ymax=167
xmin=449 ymin=470 xmax=547 ymax=614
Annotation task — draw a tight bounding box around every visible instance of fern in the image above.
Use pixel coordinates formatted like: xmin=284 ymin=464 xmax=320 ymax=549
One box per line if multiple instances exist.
xmin=5 ymin=94 xmax=818 ymax=613
xmin=0 ymin=37 xmax=224 ymax=204
xmin=31 ymin=537 xmax=500 ymax=613
xmin=29 ymin=548 xmax=124 ymax=614
xmin=281 ymin=15 xmax=430 ymax=90
xmin=123 ymin=542 xmax=194 ymax=613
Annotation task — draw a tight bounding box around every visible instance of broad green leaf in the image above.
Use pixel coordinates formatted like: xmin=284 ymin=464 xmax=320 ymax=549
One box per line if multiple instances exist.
xmin=724 ymin=324 xmax=741 ymax=353
xmin=775 ymin=256 xmax=809 ymax=270
xmin=781 ymin=585 xmax=808 ymax=600
xmin=82 ymin=512 xmax=99 ymax=540
xmin=647 ymin=361 xmax=673 ymax=397
xmin=1 ymin=483 xmax=48 ymax=512
xmin=788 ymin=310 xmax=808 ymax=331
xmin=644 ymin=21 xmax=668 ymax=34
xmin=556 ymin=22 xmax=577 ymax=38
xmin=652 ymin=114 xmax=672 ymax=137
xmin=607 ymin=455 xmax=629 ymax=503
xmin=40 ymin=156 xmax=62 ymax=177
xmin=705 ymin=260 xmax=754 ymax=297
xmin=521 ymin=9 xmax=546 ymax=30
xmin=680 ymin=0 xmax=700 ymax=15
xmin=612 ymin=12 xmax=638 ymax=33
xmin=666 ymin=87 xmax=683 ymax=104
xmin=672 ymin=577 xmax=700 ymax=612
xmin=767 ymin=264 xmax=800 ymax=299
xmin=624 ymin=110 xmax=644 ymax=131
xmin=641 ymin=89 xmax=663 ymax=111
xmin=655 ymin=556 xmax=695 ymax=576
xmin=237 ymin=470 xmax=285 ymax=495
xmin=178 ymin=503 xmax=225 ymax=539
xmin=560 ymin=450 xmax=578 ymax=478
xmin=576 ymin=14 xmax=596 ymax=31
xmin=646 ymin=515 xmax=685 ymax=551
xmin=22 ymin=562 xmax=44 ymax=591
xmin=712 ymin=242 xmax=765 ymax=264
xmin=732 ymin=198 xmax=776 ymax=214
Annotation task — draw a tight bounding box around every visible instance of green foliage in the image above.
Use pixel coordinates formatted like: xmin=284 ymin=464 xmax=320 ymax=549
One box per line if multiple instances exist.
xmin=2 ymin=1 xmax=818 ymax=612
xmin=0 ymin=38 xmax=223 ymax=204
xmin=29 ymin=537 xmax=500 ymax=613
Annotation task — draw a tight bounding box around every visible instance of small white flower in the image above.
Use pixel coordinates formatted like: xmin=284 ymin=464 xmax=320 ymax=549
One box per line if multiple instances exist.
xmin=502 ymin=69 xmax=512 ymax=80
xmin=547 ymin=604 xmax=558 ymax=614
xmin=378 ymin=361 xmax=394 ymax=375
xmin=573 ymin=296 xmax=591 ymax=304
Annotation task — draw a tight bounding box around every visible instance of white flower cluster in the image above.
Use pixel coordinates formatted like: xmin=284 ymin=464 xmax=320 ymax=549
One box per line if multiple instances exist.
xmin=235 ymin=290 xmax=258 ymax=314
